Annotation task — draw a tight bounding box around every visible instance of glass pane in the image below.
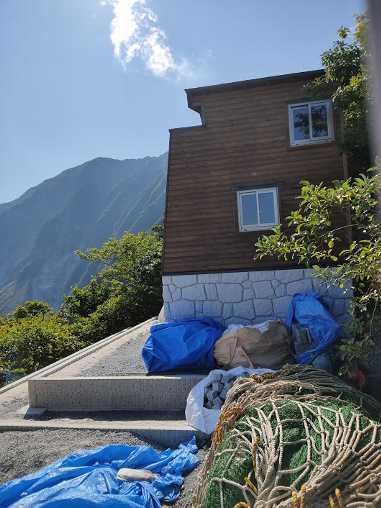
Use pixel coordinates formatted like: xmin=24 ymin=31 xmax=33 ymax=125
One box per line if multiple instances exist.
xmin=258 ymin=192 xmax=275 ymax=223
xmin=311 ymin=103 xmax=329 ymax=138
xmin=292 ymin=105 xmax=310 ymax=141
xmin=241 ymin=193 xmax=258 ymax=226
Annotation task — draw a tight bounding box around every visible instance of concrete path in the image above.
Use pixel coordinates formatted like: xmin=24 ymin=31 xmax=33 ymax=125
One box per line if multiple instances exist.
xmin=0 ymin=318 xmax=207 ymax=447
xmin=48 ymin=319 xmax=152 ymax=378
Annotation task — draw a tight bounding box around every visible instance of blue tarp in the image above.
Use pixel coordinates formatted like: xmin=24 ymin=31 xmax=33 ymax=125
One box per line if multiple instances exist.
xmin=286 ymin=292 xmax=340 ymax=364
xmin=142 ymin=318 xmax=225 ymax=373
xmin=0 ymin=437 xmax=200 ymax=508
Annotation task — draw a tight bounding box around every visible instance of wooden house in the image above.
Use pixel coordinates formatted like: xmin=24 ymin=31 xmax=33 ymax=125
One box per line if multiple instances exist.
xmin=162 ymin=70 xmax=350 ymax=325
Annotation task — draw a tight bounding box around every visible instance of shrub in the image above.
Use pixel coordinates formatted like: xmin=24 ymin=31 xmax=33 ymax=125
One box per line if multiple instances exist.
xmin=60 ymin=278 xmax=112 ymax=323
xmin=12 ymin=300 xmax=52 ymax=320
xmin=62 ymin=229 xmax=163 ymax=343
xmin=71 ymin=294 xmax=134 ymax=344
xmin=0 ymin=315 xmax=85 ymax=373
xmin=255 ymin=172 xmax=380 ymax=377
xmin=305 ymin=15 xmax=370 ymax=169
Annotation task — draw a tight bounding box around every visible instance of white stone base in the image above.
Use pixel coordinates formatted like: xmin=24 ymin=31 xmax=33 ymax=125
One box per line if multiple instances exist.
xmin=162 ymin=269 xmax=352 ymax=326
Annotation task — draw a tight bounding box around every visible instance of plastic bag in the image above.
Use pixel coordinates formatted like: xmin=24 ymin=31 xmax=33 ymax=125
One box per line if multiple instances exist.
xmin=214 ymin=320 xmax=292 ymax=370
xmin=285 ymin=292 xmax=340 ymax=364
xmin=185 ymin=367 xmax=272 ymax=434
xmin=0 ymin=438 xmax=200 ymax=508
xmin=142 ymin=318 xmax=225 ymax=373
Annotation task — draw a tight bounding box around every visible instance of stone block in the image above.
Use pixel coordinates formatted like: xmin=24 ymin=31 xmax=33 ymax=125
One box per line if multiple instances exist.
xmin=170 ymin=300 xmax=195 ymax=319
xmin=243 ymin=288 xmax=254 ymax=300
xmin=327 ymin=284 xmax=352 ymax=299
xmin=249 ymin=271 xmax=275 ymax=282
xmin=195 ymin=301 xmax=203 ymax=313
xmin=197 ymin=273 xmax=221 ymax=283
xmin=173 ymin=275 xmax=197 ymax=288
xmin=254 ymin=299 xmax=273 ymax=316
xmin=242 ymin=280 xmax=252 ymax=289
xmin=205 ymin=284 xmax=218 ymax=300
xmin=332 ymin=299 xmax=347 ymax=317
xmin=271 ymin=279 xmax=281 ymax=289
xmin=162 ymin=275 xmax=172 ymax=285
xmin=163 ymin=303 xmax=172 ymax=320
xmin=221 ymin=272 xmax=248 ymax=283
xmin=275 ymin=284 xmax=286 ymax=297
xmin=287 ymin=278 xmax=313 ymax=296
xmin=275 ymin=269 xmax=304 ymax=283
xmin=233 ymin=300 xmax=254 ymax=319
xmin=169 ymin=285 xmax=181 ymax=301
xmin=273 ymin=296 xmax=292 ymax=316
xmin=182 ymin=284 xmax=206 ymax=301
xmin=223 ymin=303 xmax=233 ymax=318
xmin=203 ymin=301 xmax=223 ymax=317
xmin=162 ymin=285 xmax=172 ymax=302
xmin=216 ymin=284 xmax=243 ymax=303
xmin=254 ymin=316 xmax=273 ymax=324
xmin=253 ymin=280 xmax=274 ymax=298
xmin=321 ymin=296 xmax=333 ymax=311
xmin=225 ymin=317 xmax=252 ymax=327
xmin=312 ymin=277 xmax=329 ymax=295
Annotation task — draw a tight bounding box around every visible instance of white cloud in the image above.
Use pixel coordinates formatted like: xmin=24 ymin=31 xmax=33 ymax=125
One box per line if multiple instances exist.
xmin=102 ymin=0 xmax=192 ymax=79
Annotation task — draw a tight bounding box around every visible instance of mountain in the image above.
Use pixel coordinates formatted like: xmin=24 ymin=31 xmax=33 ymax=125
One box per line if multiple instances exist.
xmin=0 ymin=154 xmax=167 ymax=313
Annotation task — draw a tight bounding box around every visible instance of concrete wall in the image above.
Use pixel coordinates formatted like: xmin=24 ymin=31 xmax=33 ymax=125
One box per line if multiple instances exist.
xmin=162 ymin=269 xmax=351 ymax=326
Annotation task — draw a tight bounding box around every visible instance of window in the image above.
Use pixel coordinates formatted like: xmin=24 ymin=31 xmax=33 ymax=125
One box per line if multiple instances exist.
xmin=288 ymin=100 xmax=334 ymax=146
xmin=237 ymin=188 xmax=279 ymax=232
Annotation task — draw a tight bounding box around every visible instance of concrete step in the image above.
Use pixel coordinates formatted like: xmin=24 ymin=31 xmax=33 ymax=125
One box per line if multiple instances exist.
xmin=0 ymin=413 xmax=205 ymax=448
xmin=28 ymin=374 xmax=205 ymax=412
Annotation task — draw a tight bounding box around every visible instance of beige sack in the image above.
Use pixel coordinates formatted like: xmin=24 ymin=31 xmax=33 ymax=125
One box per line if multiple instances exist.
xmin=214 ymin=321 xmax=293 ymax=369
xmin=117 ymin=468 xmax=158 ymax=482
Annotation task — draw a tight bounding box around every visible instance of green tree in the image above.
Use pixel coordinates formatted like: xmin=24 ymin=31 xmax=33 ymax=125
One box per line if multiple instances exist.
xmin=12 ymin=300 xmax=52 ymax=320
xmin=151 ymin=221 xmax=164 ymax=240
xmin=61 ymin=230 xmax=163 ymax=343
xmin=0 ymin=314 xmax=84 ymax=373
xmin=60 ymin=278 xmax=112 ymax=323
xmin=255 ymin=172 xmax=380 ymax=375
xmin=305 ymin=15 xmax=370 ymax=169
xmin=255 ymin=15 xmax=378 ymax=378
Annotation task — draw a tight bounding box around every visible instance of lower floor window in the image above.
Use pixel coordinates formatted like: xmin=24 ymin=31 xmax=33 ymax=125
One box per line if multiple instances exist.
xmin=237 ymin=187 xmax=279 ymax=231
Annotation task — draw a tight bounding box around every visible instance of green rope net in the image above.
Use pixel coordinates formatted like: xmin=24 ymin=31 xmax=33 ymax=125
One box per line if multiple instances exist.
xmin=193 ymin=365 xmax=381 ymax=508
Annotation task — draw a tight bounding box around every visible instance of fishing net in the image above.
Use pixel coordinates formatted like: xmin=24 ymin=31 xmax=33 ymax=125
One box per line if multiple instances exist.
xmin=193 ymin=365 xmax=381 ymax=508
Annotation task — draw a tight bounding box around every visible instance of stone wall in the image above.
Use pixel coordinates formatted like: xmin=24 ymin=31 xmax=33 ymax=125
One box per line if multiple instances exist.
xmin=162 ymin=269 xmax=351 ymax=326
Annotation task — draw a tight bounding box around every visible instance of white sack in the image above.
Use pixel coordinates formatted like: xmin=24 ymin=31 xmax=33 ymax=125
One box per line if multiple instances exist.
xmin=185 ymin=366 xmax=272 ymax=434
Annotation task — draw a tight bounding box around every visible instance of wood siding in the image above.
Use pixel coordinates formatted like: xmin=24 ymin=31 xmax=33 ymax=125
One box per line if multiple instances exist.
xmin=163 ymin=74 xmax=346 ymax=274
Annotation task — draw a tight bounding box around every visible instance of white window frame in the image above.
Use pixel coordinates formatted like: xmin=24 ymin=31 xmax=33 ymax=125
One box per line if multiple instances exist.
xmin=237 ymin=187 xmax=280 ymax=232
xmin=288 ymin=99 xmax=334 ymax=146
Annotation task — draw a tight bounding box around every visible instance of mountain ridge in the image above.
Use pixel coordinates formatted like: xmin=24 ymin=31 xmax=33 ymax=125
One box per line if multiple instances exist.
xmin=0 ymin=154 xmax=167 ymax=313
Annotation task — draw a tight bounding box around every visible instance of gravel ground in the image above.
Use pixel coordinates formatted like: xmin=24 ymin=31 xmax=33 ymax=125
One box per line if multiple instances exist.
xmin=171 ymin=448 xmax=207 ymax=508
xmin=0 ymin=429 xmax=150 ymax=485
xmin=81 ymin=327 xmax=148 ymax=376
xmin=0 ymin=429 xmax=205 ymax=505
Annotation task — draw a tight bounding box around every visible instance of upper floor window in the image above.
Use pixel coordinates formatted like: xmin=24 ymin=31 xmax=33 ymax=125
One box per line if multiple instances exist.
xmin=237 ymin=187 xmax=279 ymax=232
xmin=288 ymin=100 xmax=334 ymax=146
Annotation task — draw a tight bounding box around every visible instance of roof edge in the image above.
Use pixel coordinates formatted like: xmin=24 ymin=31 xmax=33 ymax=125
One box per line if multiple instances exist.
xmin=185 ymin=69 xmax=324 ymax=100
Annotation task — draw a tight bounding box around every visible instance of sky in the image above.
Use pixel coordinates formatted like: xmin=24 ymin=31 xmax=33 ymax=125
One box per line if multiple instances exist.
xmin=0 ymin=0 xmax=365 ymax=204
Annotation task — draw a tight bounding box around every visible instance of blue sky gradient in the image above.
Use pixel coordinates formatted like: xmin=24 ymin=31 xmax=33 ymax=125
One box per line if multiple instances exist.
xmin=0 ymin=0 xmax=364 ymax=203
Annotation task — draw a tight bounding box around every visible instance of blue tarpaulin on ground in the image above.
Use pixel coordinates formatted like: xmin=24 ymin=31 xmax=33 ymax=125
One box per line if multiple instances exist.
xmin=286 ymin=292 xmax=340 ymax=364
xmin=142 ymin=318 xmax=225 ymax=373
xmin=0 ymin=437 xmax=200 ymax=508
